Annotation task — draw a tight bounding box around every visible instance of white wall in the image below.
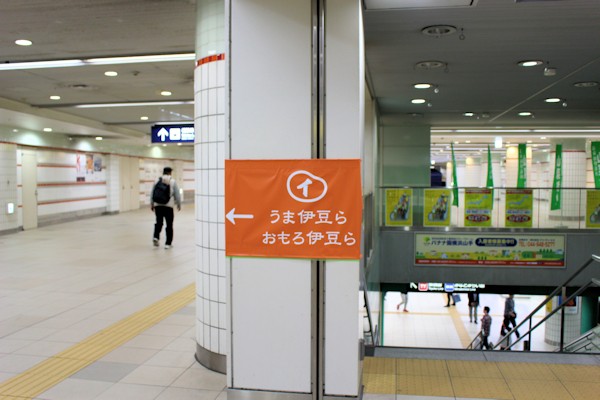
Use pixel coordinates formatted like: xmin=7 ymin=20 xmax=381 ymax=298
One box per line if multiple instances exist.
xmin=0 ymin=143 xmax=18 ymax=232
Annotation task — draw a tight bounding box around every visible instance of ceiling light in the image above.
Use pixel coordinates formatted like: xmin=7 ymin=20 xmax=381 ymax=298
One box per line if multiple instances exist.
xmin=527 ymin=140 xmax=532 ymax=143
xmin=15 ymin=39 xmax=32 ymax=46
xmin=49 ymin=95 xmax=61 ymax=100
xmin=104 ymin=71 xmax=118 ymax=77
xmin=140 ymin=116 xmax=149 ymax=120
xmin=415 ymin=60 xmax=446 ymax=70
xmin=0 ymin=53 xmax=195 ymax=71
xmin=494 ymin=136 xmax=503 ymax=149
xmin=414 ymin=83 xmax=432 ymax=89
xmin=463 ymin=112 xmax=475 ymax=117
xmin=545 ymin=97 xmax=561 ymax=103
xmin=411 ymin=98 xmax=426 ymax=104
xmin=12 ymin=129 xmax=19 ymax=133
xmin=160 ymin=90 xmax=172 ymax=96
xmin=454 ymin=141 xmax=459 ymax=144
xmin=466 ymin=140 xmax=471 ymax=143
xmin=421 ymin=25 xmax=457 ymax=37
xmin=95 ymin=137 xmax=103 ymax=141
xmin=544 ymin=67 xmax=557 ymax=76
xmin=177 ymin=143 xmax=183 ymax=146
xmin=573 ymin=81 xmax=598 ymax=88
xmin=43 ymin=128 xmax=52 ymax=132
xmin=517 ymin=60 xmax=543 ymax=67
xmin=518 ymin=111 xmax=533 ymax=116
xmin=540 ymin=137 xmax=547 ymax=139
xmin=86 ymin=53 xmax=195 ymax=65
xmin=73 ymin=100 xmax=193 ymax=108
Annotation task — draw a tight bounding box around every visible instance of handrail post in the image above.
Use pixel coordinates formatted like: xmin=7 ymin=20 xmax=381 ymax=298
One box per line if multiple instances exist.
xmin=560 ymin=286 xmax=566 ymax=352
xmin=528 ymin=319 xmax=532 ymax=350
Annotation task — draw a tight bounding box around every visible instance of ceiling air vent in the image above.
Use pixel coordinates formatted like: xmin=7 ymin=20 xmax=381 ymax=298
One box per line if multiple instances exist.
xmin=364 ymin=0 xmax=477 ymax=10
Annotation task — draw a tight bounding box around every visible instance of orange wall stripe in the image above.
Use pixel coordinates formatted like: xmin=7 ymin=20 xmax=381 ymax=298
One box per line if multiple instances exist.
xmin=38 ymin=196 xmax=107 ymax=206
xmin=38 ymin=181 xmax=107 ymax=187
xmin=197 ymin=53 xmax=225 ymax=66
xmin=37 ymin=163 xmax=77 ymax=168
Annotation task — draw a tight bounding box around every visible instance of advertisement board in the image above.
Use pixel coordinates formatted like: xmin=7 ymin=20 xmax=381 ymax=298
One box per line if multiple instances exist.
xmin=385 ymin=188 xmax=412 ymax=226
xmin=505 ymin=189 xmax=533 ymax=228
xmin=464 ymin=189 xmax=493 ymax=227
xmin=423 ymin=188 xmax=451 ymax=227
xmin=415 ymin=233 xmax=565 ymax=267
xmin=586 ymin=190 xmax=600 ymax=228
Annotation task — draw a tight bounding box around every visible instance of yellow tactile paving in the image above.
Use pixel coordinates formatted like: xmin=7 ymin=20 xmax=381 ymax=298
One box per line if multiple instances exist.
xmin=562 ymin=380 xmax=600 ymax=400
xmin=363 ymin=356 xmax=396 ymax=375
xmin=548 ymin=363 xmax=600 ymax=382
xmin=507 ymin=379 xmax=574 ymax=400
xmin=363 ymin=373 xmax=396 ymax=394
xmin=0 ymin=283 xmax=195 ymax=399
xmin=396 ymin=358 xmax=449 ymax=377
xmin=396 ymin=374 xmax=454 ymax=397
xmin=448 ymin=305 xmax=473 ymax=347
xmin=451 ymin=376 xmax=513 ymax=400
xmin=447 ymin=360 xmax=504 ymax=379
xmin=497 ymin=361 xmax=558 ymax=380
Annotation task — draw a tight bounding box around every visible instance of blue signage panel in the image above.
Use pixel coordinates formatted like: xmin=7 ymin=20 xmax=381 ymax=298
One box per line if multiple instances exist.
xmin=151 ymin=124 xmax=195 ymax=143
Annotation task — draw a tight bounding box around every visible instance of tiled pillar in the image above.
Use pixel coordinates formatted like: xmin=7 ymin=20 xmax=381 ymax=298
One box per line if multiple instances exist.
xmin=464 ymin=156 xmax=481 ymax=187
xmin=0 ymin=144 xmax=18 ymax=234
xmin=194 ymin=0 xmax=227 ymax=373
xmin=548 ymin=139 xmax=586 ymax=228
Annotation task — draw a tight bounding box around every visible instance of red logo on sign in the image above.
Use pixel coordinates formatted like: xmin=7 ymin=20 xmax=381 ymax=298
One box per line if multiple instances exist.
xmin=418 ymin=283 xmax=428 ymax=291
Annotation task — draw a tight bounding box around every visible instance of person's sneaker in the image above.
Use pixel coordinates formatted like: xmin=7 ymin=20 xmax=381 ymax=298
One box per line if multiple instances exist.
xmin=153 ymin=238 xmax=159 ymax=247
xmin=165 ymin=244 xmax=171 ymax=249
xmin=403 ymin=309 xmax=409 ymax=313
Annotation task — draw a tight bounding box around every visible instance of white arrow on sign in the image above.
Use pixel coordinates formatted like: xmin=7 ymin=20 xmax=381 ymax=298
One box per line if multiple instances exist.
xmin=410 ymin=282 xmax=417 ymax=289
xmin=226 ymin=208 xmax=254 ymax=224
xmin=157 ymin=127 xmax=169 ymax=141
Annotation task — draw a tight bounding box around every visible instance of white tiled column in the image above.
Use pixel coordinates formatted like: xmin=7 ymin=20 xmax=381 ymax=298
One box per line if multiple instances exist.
xmin=105 ymin=155 xmax=120 ymax=213
xmin=0 ymin=144 xmax=18 ymax=234
xmin=549 ymin=139 xmax=586 ymax=228
xmin=194 ymin=0 xmax=227 ymax=373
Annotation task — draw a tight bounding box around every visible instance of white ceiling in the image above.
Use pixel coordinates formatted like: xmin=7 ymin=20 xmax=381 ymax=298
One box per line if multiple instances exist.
xmin=0 ymin=0 xmax=599 ymax=152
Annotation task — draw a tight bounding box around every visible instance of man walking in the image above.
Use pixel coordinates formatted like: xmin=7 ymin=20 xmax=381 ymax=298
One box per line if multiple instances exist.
xmin=503 ymin=294 xmax=520 ymax=339
xmin=151 ymin=167 xmax=182 ymax=249
xmin=480 ymin=306 xmax=492 ymax=350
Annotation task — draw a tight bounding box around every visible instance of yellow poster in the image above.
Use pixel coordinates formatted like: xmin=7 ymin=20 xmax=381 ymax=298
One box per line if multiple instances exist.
xmin=464 ymin=189 xmax=493 ymax=227
xmin=586 ymin=190 xmax=600 ymax=228
xmin=423 ymin=189 xmax=451 ymax=227
xmin=505 ymin=189 xmax=533 ymax=228
xmin=385 ymin=189 xmax=413 ymax=226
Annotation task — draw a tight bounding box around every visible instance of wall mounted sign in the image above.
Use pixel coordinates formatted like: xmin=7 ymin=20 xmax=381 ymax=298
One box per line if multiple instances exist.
xmin=151 ymin=124 xmax=195 ymax=143
xmin=385 ymin=188 xmax=412 ymax=226
xmin=225 ymin=159 xmax=362 ymax=259
xmin=415 ymin=233 xmax=565 ymax=267
xmin=464 ymin=189 xmax=493 ymax=227
xmin=505 ymin=189 xmax=533 ymax=228
xmin=423 ymin=188 xmax=451 ymax=227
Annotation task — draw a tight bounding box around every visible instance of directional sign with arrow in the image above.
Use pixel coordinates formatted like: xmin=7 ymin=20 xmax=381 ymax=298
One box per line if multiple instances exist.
xmin=225 ymin=159 xmax=362 ymax=259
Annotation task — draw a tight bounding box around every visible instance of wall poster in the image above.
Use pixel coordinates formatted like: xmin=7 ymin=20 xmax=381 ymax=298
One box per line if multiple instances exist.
xmin=585 ymin=190 xmax=600 ymax=228
xmin=464 ymin=189 xmax=493 ymax=227
xmin=423 ymin=188 xmax=451 ymax=227
xmin=505 ymin=189 xmax=533 ymax=228
xmin=385 ymin=188 xmax=412 ymax=226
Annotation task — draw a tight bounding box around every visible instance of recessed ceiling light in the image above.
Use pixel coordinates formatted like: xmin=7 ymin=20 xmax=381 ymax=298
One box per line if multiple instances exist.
xmin=540 ymin=136 xmax=547 ymax=139
xmin=573 ymin=81 xmax=598 ymax=88
xmin=415 ymin=60 xmax=446 ymax=70
xmin=517 ymin=60 xmax=543 ymax=67
xmin=140 ymin=116 xmax=149 ymax=120
xmin=15 ymin=39 xmax=32 ymax=46
xmin=414 ymin=83 xmax=432 ymax=89
xmin=104 ymin=71 xmax=118 ymax=77
xmin=421 ymin=25 xmax=457 ymax=37
xmin=12 ymin=129 xmax=19 ymax=133
xmin=454 ymin=141 xmax=459 ymax=144
xmin=160 ymin=90 xmax=172 ymax=96
xmin=411 ymin=98 xmax=426 ymax=104
xmin=518 ymin=111 xmax=533 ymax=116
xmin=162 ymin=144 xmax=167 ymax=147
xmin=49 ymin=95 xmax=61 ymax=100
xmin=527 ymin=140 xmax=532 ymax=143
xmin=43 ymin=128 xmax=52 ymax=132
xmin=177 ymin=143 xmax=183 ymax=146
xmin=545 ymin=97 xmax=561 ymax=103
xmin=95 ymin=136 xmax=103 ymax=141
xmin=466 ymin=140 xmax=471 ymax=143
xmin=463 ymin=112 xmax=475 ymax=117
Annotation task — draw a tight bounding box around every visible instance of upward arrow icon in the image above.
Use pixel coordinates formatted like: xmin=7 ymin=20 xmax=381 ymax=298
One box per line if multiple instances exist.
xmin=157 ymin=128 xmax=169 ymax=141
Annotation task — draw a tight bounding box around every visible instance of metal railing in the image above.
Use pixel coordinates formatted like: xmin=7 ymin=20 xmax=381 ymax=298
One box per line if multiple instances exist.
xmin=491 ymin=257 xmax=600 ymax=351
xmin=561 ymin=325 xmax=600 ymax=353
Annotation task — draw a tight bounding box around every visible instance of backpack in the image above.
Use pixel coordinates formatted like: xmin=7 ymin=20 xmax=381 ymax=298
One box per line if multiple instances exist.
xmin=152 ymin=177 xmax=171 ymax=204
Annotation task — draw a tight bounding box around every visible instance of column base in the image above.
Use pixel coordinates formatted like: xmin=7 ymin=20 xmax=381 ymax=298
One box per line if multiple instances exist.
xmin=228 ymin=388 xmax=362 ymax=400
xmin=195 ymin=342 xmax=226 ymax=374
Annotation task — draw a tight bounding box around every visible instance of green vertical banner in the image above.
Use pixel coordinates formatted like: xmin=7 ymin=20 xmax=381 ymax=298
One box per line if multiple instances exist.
xmin=591 ymin=142 xmax=600 ymax=189
xmin=551 ymin=144 xmax=562 ymax=210
xmin=486 ymin=145 xmax=494 ymax=188
xmin=486 ymin=145 xmax=494 ymax=208
xmin=517 ymin=143 xmax=527 ymax=188
xmin=451 ymin=143 xmax=459 ymax=206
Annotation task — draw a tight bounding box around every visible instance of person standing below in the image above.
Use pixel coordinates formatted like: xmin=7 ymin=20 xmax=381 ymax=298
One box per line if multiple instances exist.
xmin=468 ymin=292 xmax=479 ymax=323
xmin=480 ymin=306 xmax=492 ymax=350
xmin=445 ymin=292 xmax=455 ymax=307
xmin=151 ymin=167 xmax=182 ymax=249
xmin=503 ymin=294 xmax=520 ymax=339
xmin=396 ymin=292 xmax=409 ymax=312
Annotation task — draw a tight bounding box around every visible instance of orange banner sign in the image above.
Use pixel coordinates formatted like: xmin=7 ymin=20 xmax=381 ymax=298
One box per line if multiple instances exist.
xmin=225 ymin=159 xmax=362 ymax=259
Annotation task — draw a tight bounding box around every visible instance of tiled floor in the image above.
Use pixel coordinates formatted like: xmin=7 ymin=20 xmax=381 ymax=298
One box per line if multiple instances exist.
xmin=1 ymin=208 xmax=599 ymax=400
